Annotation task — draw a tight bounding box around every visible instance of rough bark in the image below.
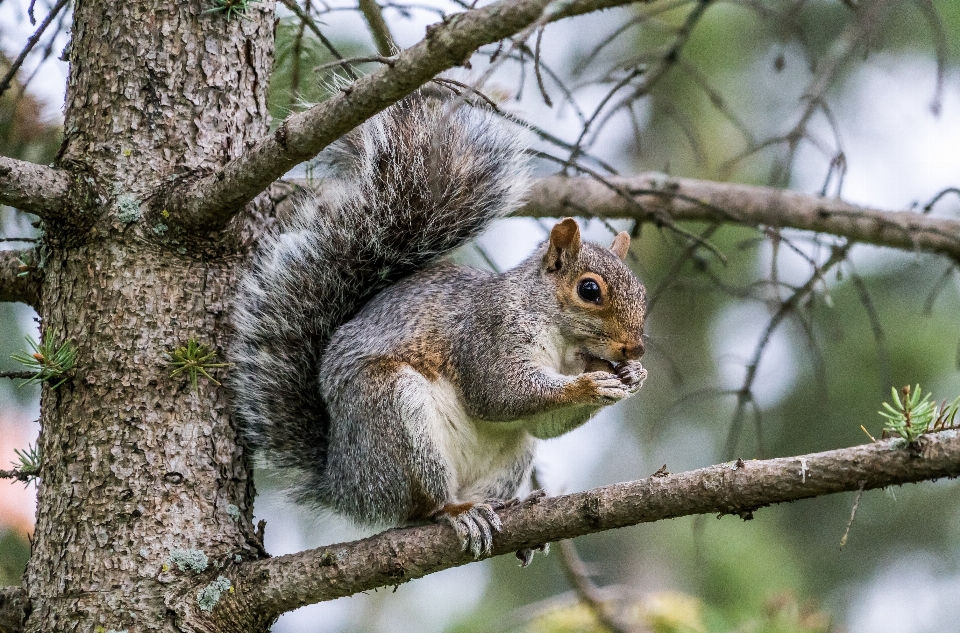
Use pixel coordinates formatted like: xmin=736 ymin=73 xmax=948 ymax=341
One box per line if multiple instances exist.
xmin=0 ymin=586 xmax=28 ymax=633
xmin=164 ymin=0 xmax=655 ymax=232
xmin=16 ymin=1 xmax=277 ymax=632
xmin=0 ymin=158 xmax=83 ymax=221
xmin=0 ymin=249 xmax=41 ymax=308
xmin=520 ymin=175 xmax=960 ymax=260
xmin=228 ymin=430 xmax=960 ymax=620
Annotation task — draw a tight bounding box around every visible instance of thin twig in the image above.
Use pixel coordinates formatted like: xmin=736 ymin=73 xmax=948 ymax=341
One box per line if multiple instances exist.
xmin=839 ymin=481 xmax=866 ymax=549
xmin=556 ymin=540 xmax=640 ymax=633
xmin=0 ymin=468 xmax=33 ymax=483
xmin=724 ymin=244 xmax=850 ymax=458
xmin=0 ymin=371 xmax=35 ymax=380
xmin=277 ymin=0 xmax=358 ymax=80
xmin=314 ymin=55 xmax=396 ymax=72
xmin=0 ymin=0 xmax=71 ymax=98
xmin=358 ymin=0 xmax=397 ymax=56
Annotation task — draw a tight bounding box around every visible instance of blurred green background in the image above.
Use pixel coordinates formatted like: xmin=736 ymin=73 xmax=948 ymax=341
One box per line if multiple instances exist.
xmin=3 ymin=1 xmax=960 ymax=631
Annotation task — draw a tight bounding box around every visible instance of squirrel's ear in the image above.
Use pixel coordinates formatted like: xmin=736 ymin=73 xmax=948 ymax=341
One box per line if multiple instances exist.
xmin=610 ymin=232 xmax=630 ymax=260
xmin=545 ymin=218 xmax=581 ymax=272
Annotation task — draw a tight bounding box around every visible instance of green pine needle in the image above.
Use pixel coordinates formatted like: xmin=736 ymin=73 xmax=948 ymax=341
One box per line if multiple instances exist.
xmin=167 ymin=339 xmax=229 ymax=390
xmin=206 ymin=0 xmax=254 ymax=20
xmin=878 ymin=384 xmax=947 ymax=443
xmin=11 ymin=331 xmax=76 ymax=389
xmin=13 ymin=444 xmax=41 ymax=478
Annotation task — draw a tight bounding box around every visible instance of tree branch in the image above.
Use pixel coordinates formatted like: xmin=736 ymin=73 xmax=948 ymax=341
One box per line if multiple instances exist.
xmin=0 ymin=157 xmax=77 ymax=220
xmin=519 ymin=174 xmax=960 ymax=260
xmin=164 ymin=0 xmax=654 ymax=232
xmin=358 ymin=0 xmax=396 ymax=57
xmin=232 ymin=429 xmax=960 ymax=621
xmin=0 ymin=248 xmax=41 ymax=308
xmin=0 ymin=586 xmax=28 ymax=633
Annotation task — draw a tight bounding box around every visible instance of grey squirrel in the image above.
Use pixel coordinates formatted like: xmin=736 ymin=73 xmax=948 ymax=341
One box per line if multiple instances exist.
xmin=230 ymin=89 xmax=648 ymax=557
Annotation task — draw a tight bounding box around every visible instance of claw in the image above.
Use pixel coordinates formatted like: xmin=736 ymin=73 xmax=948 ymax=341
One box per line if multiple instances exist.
xmin=437 ymin=501 xmax=503 ymax=558
xmin=516 ymin=542 xmax=549 ymax=568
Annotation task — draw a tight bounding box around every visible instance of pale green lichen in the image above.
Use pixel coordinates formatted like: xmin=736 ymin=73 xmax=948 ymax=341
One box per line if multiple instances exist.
xmin=225 ymin=504 xmax=241 ymax=521
xmin=116 ymin=194 xmax=141 ymax=223
xmin=168 ymin=548 xmax=209 ymax=573
xmin=197 ymin=576 xmax=233 ymax=612
xmin=152 ymin=222 xmax=169 ymax=236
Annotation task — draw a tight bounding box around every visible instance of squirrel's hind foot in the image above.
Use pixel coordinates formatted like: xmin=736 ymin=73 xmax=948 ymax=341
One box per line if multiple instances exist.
xmin=436 ymin=500 xmax=505 ymax=558
xmin=516 ymin=542 xmax=549 ymax=568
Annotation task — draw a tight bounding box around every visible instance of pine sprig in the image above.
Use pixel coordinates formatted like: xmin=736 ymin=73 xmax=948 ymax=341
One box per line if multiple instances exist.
xmin=0 ymin=443 xmax=41 ymax=483
xmin=11 ymin=331 xmax=76 ymax=388
xmin=877 ymin=385 xmax=953 ymax=443
xmin=206 ymin=0 xmax=254 ymax=20
xmin=167 ymin=339 xmax=229 ymax=390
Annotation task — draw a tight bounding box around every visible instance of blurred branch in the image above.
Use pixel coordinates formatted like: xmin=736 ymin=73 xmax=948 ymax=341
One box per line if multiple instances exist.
xmin=277 ymin=0 xmax=356 ymax=76
xmin=759 ymin=0 xmax=894 ymax=185
xmin=0 ymin=0 xmax=71 ymax=98
xmin=358 ymin=0 xmax=397 ymax=56
xmin=164 ymin=0 xmax=655 ymax=232
xmin=556 ymin=539 xmax=641 ymax=633
xmin=0 ymin=248 xmax=41 ymax=308
xmin=725 ymin=245 xmax=850 ymax=458
xmin=231 ymin=429 xmax=960 ymax=620
xmin=0 ymin=586 xmax=28 ymax=633
xmin=519 ymin=174 xmax=960 ymax=261
xmin=0 ymin=467 xmax=34 ymax=482
xmin=0 ymin=157 xmax=78 ymax=220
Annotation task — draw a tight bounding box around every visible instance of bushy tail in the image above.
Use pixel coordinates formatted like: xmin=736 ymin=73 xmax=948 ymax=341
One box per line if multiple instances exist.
xmin=230 ymin=90 xmax=529 ymax=478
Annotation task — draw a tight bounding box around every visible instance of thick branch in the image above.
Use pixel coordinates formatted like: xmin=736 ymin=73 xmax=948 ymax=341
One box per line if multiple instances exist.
xmin=0 ymin=586 xmax=28 ymax=633
xmin=520 ymin=174 xmax=960 ymax=260
xmin=0 ymin=157 xmax=75 ymax=220
xmin=0 ymin=249 xmax=41 ymax=308
xmin=166 ymin=0 xmax=652 ymax=232
xmin=233 ymin=429 xmax=960 ymax=620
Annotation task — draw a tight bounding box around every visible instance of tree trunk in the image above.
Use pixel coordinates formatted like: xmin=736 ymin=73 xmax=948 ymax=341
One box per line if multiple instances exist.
xmin=22 ymin=2 xmax=276 ymax=630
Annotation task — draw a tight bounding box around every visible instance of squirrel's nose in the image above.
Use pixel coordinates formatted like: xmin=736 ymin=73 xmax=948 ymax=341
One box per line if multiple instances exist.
xmin=621 ymin=339 xmax=645 ymax=360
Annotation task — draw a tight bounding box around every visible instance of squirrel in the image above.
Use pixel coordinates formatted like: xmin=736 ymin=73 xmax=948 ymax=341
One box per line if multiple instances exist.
xmin=230 ymin=89 xmax=648 ymax=558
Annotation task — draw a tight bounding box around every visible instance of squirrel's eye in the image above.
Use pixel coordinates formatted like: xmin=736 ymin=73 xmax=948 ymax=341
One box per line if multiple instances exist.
xmin=577 ymin=279 xmax=602 ymax=303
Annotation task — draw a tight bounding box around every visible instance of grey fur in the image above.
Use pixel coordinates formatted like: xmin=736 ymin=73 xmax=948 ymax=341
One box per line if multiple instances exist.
xmin=231 ymin=91 xmax=647 ymax=554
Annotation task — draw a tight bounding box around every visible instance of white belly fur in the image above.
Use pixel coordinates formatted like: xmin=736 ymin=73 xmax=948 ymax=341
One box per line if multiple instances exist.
xmin=422 ymin=328 xmax=596 ymax=500
xmin=427 ymin=378 xmax=532 ymax=500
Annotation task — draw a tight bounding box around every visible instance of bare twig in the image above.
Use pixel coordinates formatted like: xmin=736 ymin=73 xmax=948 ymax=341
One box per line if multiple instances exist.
xmin=0 ymin=372 xmax=36 ymax=380
xmin=770 ymin=0 xmax=894 ymax=185
xmin=0 ymin=468 xmax=33 ymax=482
xmin=724 ymin=244 xmax=850 ymax=458
xmin=164 ymin=0 xmax=657 ymax=232
xmin=839 ymin=481 xmax=866 ymax=549
xmin=556 ymin=540 xmax=640 ymax=633
xmin=277 ymin=0 xmax=358 ymax=79
xmin=0 ymin=0 xmax=71 ymax=98
xmin=358 ymin=0 xmax=397 ymax=56
xmin=231 ymin=429 xmax=960 ymax=620
xmin=911 ymin=0 xmax=946 ymax=115
xmin=314 ymin=55 xmax=396 ymax=73
xmin=849 ymin=266 xmax=892 ymax=392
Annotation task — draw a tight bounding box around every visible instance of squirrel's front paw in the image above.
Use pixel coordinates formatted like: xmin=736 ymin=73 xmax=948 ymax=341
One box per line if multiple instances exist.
xmin=436 ymin=500 xmax=504 ymax=558
xmin=615 ymin=360 xmax=647 ymax=391
xmin=577 ymin=371 xmax=634 ymax=404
